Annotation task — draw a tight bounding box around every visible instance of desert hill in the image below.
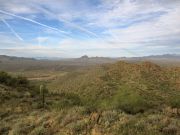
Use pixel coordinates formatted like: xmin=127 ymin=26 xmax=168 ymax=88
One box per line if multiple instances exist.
xmin=0 ymin=61 xmax=180 ymax=135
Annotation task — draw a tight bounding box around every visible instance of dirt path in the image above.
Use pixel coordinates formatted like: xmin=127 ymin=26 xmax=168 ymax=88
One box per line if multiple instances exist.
xmin=28 ymin=75 xmax=57 ymax=81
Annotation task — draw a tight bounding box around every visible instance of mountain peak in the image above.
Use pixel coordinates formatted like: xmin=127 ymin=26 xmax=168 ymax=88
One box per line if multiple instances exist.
xmin=80 ymin=55 xmax=89 ymax=59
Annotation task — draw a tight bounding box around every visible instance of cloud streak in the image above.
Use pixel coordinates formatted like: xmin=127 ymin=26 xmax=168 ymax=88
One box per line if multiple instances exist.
xmin=1 ymin=18 xmax=23 ymax=41
xmin=32 ymin=6 xmax=98 ymax=38
xmin=0 ymin=9 xmax=68 ymax=35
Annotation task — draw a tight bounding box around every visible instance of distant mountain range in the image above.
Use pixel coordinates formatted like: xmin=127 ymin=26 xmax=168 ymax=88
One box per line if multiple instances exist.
xmin=121 ymin=54 xmax=180 ymax=66
xmin=0 ymin=54 xmax=179 ymax=71
xmin=1 ymin=54 xmax=179 ymax=61
xmin=133 ymin=54 xmax=180 ymax=60
xmin=0 ymin=55 xmax=36 ymax=61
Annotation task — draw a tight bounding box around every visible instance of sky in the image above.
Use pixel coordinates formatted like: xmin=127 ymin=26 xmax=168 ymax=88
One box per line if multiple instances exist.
xmin=0 ymin=0 xmax=180 ymax=58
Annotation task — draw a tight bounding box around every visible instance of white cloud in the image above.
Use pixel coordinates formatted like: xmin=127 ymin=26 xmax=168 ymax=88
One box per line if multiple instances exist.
xmin=105 ymin=7 xmax=180 ymax=43
xmin=0 ymin=0 xmax=179 ymax=57
xmin=36 ymin=37 xmax=49 ymax=43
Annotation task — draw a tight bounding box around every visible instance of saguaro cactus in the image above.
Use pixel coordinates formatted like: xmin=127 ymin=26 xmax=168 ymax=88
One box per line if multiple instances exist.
xmin=40 ymin=84 xmax=45 ymax=108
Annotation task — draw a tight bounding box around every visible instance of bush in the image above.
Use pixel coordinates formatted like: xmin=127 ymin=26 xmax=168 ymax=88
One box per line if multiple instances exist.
xmin=162 ymin=124 xmax=178 ymax=135
xmin=169 ymin=94 xmax=180 ymax=108
xmin=10 ymin=121 xmax=35 ymax=135
xmin=16 ymin=76 xmax=29 ymax=87
xmin=117 ymin=119 xmax=151 ymax=135
xmin=60 ymin=109 xmax=81 ymax=127
xmin=51 ymin=92 xmax=83 ymax=110
xmin=0 ymin=71 xmax=29 ymax=87
xmin=67 ymin=120 xmax=87 ymax=134
xmin=112 ymin=86 xmax=150 ymax=114
xmin=29 ymin=126 xmax=45 ymax=135
xmin=101 ymin=110 xmax=118 ymax=127
xmin=0 ymin=71 xmax=11 ymax=84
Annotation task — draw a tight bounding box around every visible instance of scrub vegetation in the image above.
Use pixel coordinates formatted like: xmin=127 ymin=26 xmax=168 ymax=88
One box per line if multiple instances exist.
xmin=0 ymin=61 xmax=180 ymax=135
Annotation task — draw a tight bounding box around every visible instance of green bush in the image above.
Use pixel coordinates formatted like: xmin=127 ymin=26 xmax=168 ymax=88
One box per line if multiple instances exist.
xmin=0 ymin=71 xmax=11 ymax=84
xmin=16 ymin=76 xmax=29 ymax=87
xmin=0 ymin=71 xmax=29 ymax=87
xmin=83 ymin=103 xmax=98 ymax=114
xmin=112 ymin=86 xmax=150 ymax=114
xmin=169 ymin=94 xmax=180 ymax=108
xmin=51 ymin=92 xmax=83 ymax=110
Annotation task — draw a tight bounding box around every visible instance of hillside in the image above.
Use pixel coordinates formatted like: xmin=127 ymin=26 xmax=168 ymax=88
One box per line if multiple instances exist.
xmin=0 ymin=61 xmax=180 ymax=135
xmin=47 ymin=61 xmax=180 ymax=111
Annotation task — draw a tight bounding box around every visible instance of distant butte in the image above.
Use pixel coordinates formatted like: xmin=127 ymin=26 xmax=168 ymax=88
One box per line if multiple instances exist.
xmin=80 ymin=55 xmax=89 ymax=59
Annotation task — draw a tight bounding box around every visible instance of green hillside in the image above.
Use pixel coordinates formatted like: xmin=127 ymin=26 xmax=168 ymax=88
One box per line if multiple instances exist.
xmin=47 ymin=61 xmax=180 ymax=112
xmin=0 ymin=61 xmax=180 ymax=135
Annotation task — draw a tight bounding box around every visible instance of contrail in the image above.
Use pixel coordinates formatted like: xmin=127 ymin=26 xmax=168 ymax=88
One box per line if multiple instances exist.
xmin=1 ymin=19 xmax=23 ymax=41
xmin=35 ymin=6 xmax=98 ymax=38
xmin=0 ymin=9 xmax=98 ymax=38
xmin=0 ymin=9 xmax=68 ymax=35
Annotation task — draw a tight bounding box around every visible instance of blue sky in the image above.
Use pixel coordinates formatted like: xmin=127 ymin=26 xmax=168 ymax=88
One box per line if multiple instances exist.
xmin=0 ymin=0 xmax=180 ymax=57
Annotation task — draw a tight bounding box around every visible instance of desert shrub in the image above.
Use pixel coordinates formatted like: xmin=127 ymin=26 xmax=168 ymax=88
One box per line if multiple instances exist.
xmin=162 ymin=124 xmax=178 ymax=135
xmin=169 ymin=94 xmax=180 ymax=108
xmin=0 ymin=71 xmax=40 ymax=97
xmin=60 ymin=93 xmax=82 ymax=105
xmin=0 ymin=126 xmax=10 ymax=135
xmin=29 ymin=84 xmax=43 ymax=96
xmin=0 ymin=71 xmax=11 ymax=84
xmin=117 ymin=119 xmax=142 ymax=135
xmin=116 ymin=117 xmax=160 ymax=135
xmin=82 ymin=100 xmax=98 ymax=114
xmin=60 ymin=109 xmax=81 ymax=127
xmin=97 ymin=99 xmax=112 ymax=111
xmin=15 ymin=76 xmax=29 ymax=87
xmin=101 ymin=110 xmax=119 ymax=127
xmin=10 ymin=121 xmax=35 ymax=135
xmin=0 ymin=71 xmax=29 ymax=88
xmin=112 ymin=86 xmax=150 ymax=114
xmin=51 ymin=92 xmax=83 ymax=110
xmin=32 ymin=102 xmax=42 ymax=109
xmin=29 ymin=126 xmax=46 ymax=135
xmin=67 ymin=119 xmax=88 ymax=134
